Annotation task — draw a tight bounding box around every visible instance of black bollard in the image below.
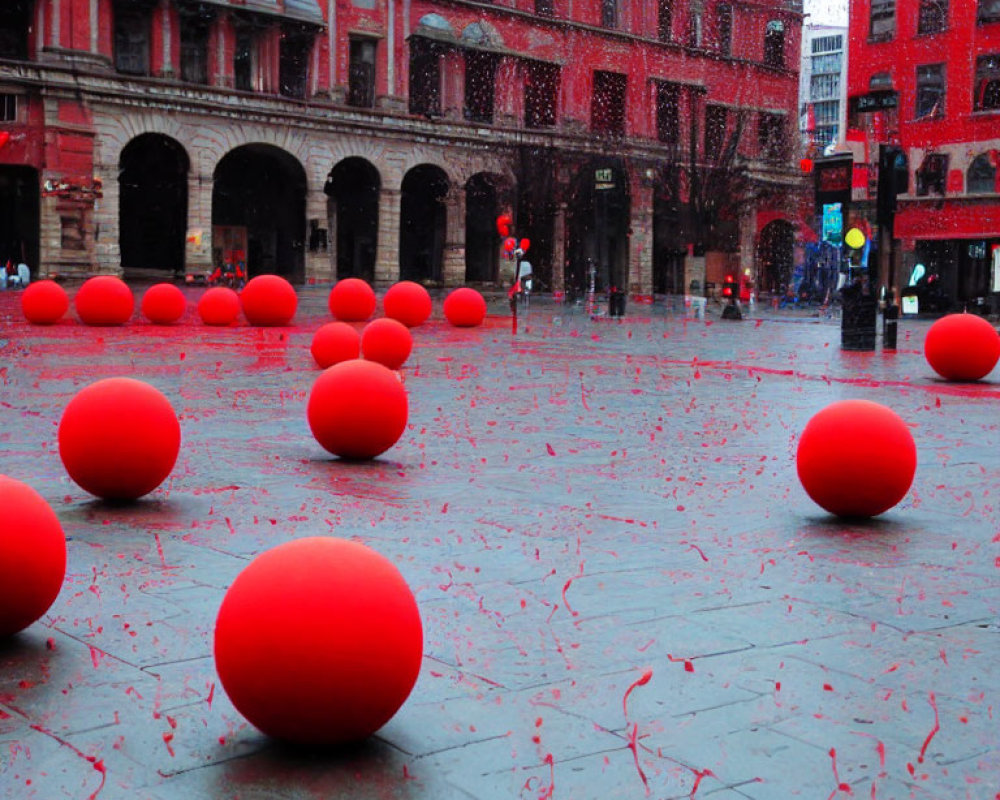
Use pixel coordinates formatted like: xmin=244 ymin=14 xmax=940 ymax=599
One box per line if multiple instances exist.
xmin=883 ymin=300 xmax=899 ymax=350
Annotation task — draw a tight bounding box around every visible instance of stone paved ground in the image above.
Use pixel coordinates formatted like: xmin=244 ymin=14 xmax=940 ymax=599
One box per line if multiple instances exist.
xmin=0 ymin=287 xmax=997 ymax=800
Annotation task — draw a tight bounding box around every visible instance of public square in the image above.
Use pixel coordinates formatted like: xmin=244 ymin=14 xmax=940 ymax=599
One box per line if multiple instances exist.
xmin=1 ymin=288 xmax=998 ymax=800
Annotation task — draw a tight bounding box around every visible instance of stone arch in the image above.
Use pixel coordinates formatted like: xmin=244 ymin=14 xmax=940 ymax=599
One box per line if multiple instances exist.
xmin=324 ymin=157 xmax=381 ymax=282
xmin=399 ymin=164 xmax=449 ymax=284
xmin=756 ymin=218 xmax=795 ymax=296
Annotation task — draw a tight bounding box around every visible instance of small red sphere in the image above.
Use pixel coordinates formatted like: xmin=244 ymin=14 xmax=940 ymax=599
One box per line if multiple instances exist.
xmin=74 ymin=275 xmax=134 ymax=326
xmin=198 ymin=287 xmax=241 ymax=326
xmin=361 ymin=317 xmax=413 ymax=370
xmin=214 ymin=537 xmax=423 ymax=746
xmin=141 ymin=283 xmax=186 ymax=324
xmin=21 ymin=280 xmax=69 ymax=325
xmin=241 ymin=274 xmax=298 ymax=326
xmin=311 ymin=322 xmax=361 ymax=368
xmin=307 ymin=359 xmax=408 ymax=460
xmin=383 ymin=281 xmax=432 ymax=327
xmin=924 ymin=313 xmax=1000 ymax=381
xmin=796 ymin=399 xmax=916 ymax=518
xmin=0 ymin=476 xmax=66 ymax=637
xmin=58 ymin=378 xmax=181 ymax=500
xmin=329 ymin=278 xmax=376 ymax=322
xmin=443 ymin=288 xmax=487 ymax=327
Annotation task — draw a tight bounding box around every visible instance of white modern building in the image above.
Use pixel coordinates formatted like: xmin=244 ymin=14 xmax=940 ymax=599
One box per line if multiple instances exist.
xmin=799 ymin=24 xmax=848 ymax=154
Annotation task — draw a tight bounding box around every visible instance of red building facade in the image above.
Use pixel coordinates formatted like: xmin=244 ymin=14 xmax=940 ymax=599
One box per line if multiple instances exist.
xmin=845 ymin=0 xmax=1000 ymax=307
xmin=0 ymin=0 xmax=806 ymax=297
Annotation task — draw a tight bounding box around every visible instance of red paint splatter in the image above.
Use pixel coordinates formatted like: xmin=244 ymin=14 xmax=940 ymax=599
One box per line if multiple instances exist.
xmin=622 ymin=668 xmax=653 ymax=716
xmin=546 ymin=443 xmax=556 ymax=456
xmin=627 ymin=723 xmax=650 ymax=795
xmin=917 ymin=692 xmax=940 ymax=764
xmin=690 ymin=767 xmax=716 ymax=798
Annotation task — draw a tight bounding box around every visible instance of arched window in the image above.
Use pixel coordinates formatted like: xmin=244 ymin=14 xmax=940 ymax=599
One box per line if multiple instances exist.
xmin=764 ymin=20 xmax=785 ymax=68
xmin=967 ymin=152 xmax=998 ymax=194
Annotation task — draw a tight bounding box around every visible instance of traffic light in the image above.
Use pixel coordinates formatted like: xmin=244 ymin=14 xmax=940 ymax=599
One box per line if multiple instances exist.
xmin=722 ymin=275 xmax=737 ymax=298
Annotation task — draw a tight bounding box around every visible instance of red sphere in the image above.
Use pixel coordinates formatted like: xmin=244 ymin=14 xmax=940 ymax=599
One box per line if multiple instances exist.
xmin=924 ymin=313 xmax=1000 ymax=381
xmin=361 ymin=317 xmax=413 ymax=370
xmin=141 ymin=283 xmax=186 ymax=324
xmin=796 ymin=399 xmax=916 ymax=518
xmin=443 ymin=288 xmax=487 ymax=327
xmin=0 ymin=476 xmax=66 ymax=637
xmin=241 ymin=274 xmax=298 ymax=326
xmin=58 ymin=378 xmax=181 ymax=500
xmin=307 ymin=359 xmax=408 ymax=460
xmin=21 ymin=280 xmax=69 ymax=325
xmin=329 ymin=278 xmax=376 ymax=322
xmin=74 ymin=275 xmax=134 ymax=326
xmin=198 ymin=287 xmax=241 ymax=326
xmin=311 ymin=322 xmax=361 ymax=368
xmin=383 ymin=281 xmax=432 ymax=327
xmin=214 ymin=537 xmax=423 ymax=746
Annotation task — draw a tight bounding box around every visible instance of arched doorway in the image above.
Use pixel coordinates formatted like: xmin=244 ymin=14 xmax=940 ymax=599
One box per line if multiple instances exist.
xmin=465 ymin=173 xmax=500 ymax=283
xmin=119 ymin=134 xmax=189 ymax=276
xmin=213 ymin=144 xmax=306 ymax=282
xmin=399 ymin=164 xmax=448 ymax=284
xmin=325 ymin=158 xmax=380 ymax=282
xmin=652 ymin=189 xmax=686 ymax=295
xmin=566 ymin=158 xmax=630 ymax=295
xmin=0 ymin=166 xmax=39 ymax=276
xmin=757 ymin=219 xmax=795 ymax=297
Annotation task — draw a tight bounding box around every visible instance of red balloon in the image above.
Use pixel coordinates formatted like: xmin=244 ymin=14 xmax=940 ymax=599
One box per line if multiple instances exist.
xmin=241 ymin=274 xmax=298 ymax=326
xmin=361 ymin=317 xmax=413 ymax=370
xmin=329 ymin=278 xmax=376 ymax=322
xmin=74 ymin=275 xmax=134 ymax=326
xmin=141 ymin=283 xmax=186 ymax=324
xmin=496 ymin=213 xmax=512 ymax=237
xmin=21 ymin=280 xmax=69 ymax=324
xmin=800 ymin=158 xmax=814 ymax=174
xmin=519 ymin=238 xmax=531 ymax=253
xmin=443 ymin=288 xmax=487 ymax=327
xmin=0 ymin=476 xmax=66 ymax=637
xmin=503 ymin=237 xmax=516 ymax=253
xmin=307 ymin=359 xmax=408 ymax=460
xmin=214 ymin=537 xmax=422 ymax=746
xmin=311 ymin=322 xmax=361 ymax=369
xmin=383 ymin=281 xmax=432 ymax=327
xmin=924 ymin=313 xmax=1000 ymax=381
xmin=198 ymin=287 xmax=241 ymax=326
xmin=58 ymin=378 xmax=181 ymax=500
xmin=796 ymin=399 xmax=916 ymax=518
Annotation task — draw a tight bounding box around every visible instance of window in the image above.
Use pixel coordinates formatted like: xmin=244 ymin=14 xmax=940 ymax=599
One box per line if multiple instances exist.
xmin=179 ymin=10 xmax=212 ymax=85
xmin=974 ymin=54 xmax=1000 ymax=110
xmin=869 ymin=72 xmax=893 ymax=90
xmin=715 ymin=4 xmax=732 ymax=56
xmin=967 ymin=152 xmax=998 ymax=193
xmin=0 ymin=94 xmax=16 ymax=122
xmin=811 ymin=34 xmax=842 ymax=53
xmin=916 ymin=153 xmax=948 ymax=195
xmin=915 ymin=63 xmax=945 ymax=119
xmin=591 ymin=71 xmax=627 ymax=136
xmin=348 ymin=38 xmax=376 ymax=108
xmin=917 ymin=0 xmax=947 ymax=34
xmin=978 ymin=0 xmax=1000 ymax=24
xmin=810 ymin=73 xmax=840 ymax=101
xmin=657 ymin=0 xmax=674 ymax=41
xmin=764 ymin=20 xmax=784 ymax=68
xmin=869 ymin=0 xmax=895 ymax=40
xmin=0 ymin=0 xmax=31 ymax=61
xmin=687 ymin=11 xmax=703 ymax=48
xmin=409 ymin=40 xmax=441 ymax=117
xmin=525 ymin=62 xmax=559 ymax=128
xmin=464 ymin=51 xmax=498 ymax=124
xmin=114 ymin=2 xmax=152 ymax=75
xmin=535 ymin=0 xmax=554 ymax=14
xmin=656 ymin=82 xmax=681 ymax=145
xmin=601 ymin=0 xmax=617 ymax=28
xmin=812 ymin=53 xmax=842 ymax=75
xmin=279 ymin=27 xmax=311 ymax=99
xmin=234 ymin=26 xmax=256 ymax=91
xmin=704 ymin=104 xmax=727 ymax=156
xmin=758 ymin=113 xmax=787 ymax=161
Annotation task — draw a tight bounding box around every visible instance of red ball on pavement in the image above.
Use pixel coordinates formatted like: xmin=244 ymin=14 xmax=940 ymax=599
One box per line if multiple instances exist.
xmin=329 ymin=278 xmax=376 ymax=322
xmin=241 ymin=274 xmax=298 ymax=326
xmin=311 ymin=322 xmax=361 ymax=368
xmin=198 ymin=287 xmax=241 ymax=326
xmin=924 ymin=313 xmax=1000 ymax=381
xmin=361 ymin=317 xmax=413 ymax=370
xmin=58 ymin=378 xmax=181 ymax=500
xmin=307 ymin=359 xmax=408 ymax=460
xmin=383 ymin=281 xmax=432 ymax=327
xmin=141 ymin=283 xmax=186 ymax=324
xmin=21 ymin=280 xmax=69 ymax=325
xmin=74 ymin=275 xmax=134 ymax=325
xmin=214 ymin=537 xmax=423 ymax=746
xmin=443 ymin=288 xmax=487 ymax=327
xmin=796 ymin=399 xmax=916 ymax=518
xmin=0 ymin=476 xmax=66 ymax=637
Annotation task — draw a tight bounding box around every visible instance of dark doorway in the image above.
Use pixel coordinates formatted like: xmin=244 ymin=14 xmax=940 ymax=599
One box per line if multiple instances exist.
xmin=566 ymin=158 xmax=630 ymax=295
xmin=399 ymin=165 xmax=448 ymax=284
xmin=325 ymin=157 xmax=380 ymax=282
xmin=0 ymin=0 xmax=32 ymax=60
xmin=119 ymin=134 xmax=189 ymax=276
xmin=757 ymin=219 xmax=795 ymax=296
xmin=213 ymin=144 xmax=306 ymax=282
xmin=0 ymin=165 xmax=39 ymax=276
xmin=653 ymin=194 xmax=686 ymax=295
xmin=465 ymin=173 xmax=499 ymax=283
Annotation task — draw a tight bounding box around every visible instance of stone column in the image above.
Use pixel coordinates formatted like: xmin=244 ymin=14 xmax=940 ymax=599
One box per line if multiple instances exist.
xmin=442 ymin=186 xmax=466 ymax=286
xmin=375 ymin=187 xmax=400 ymax=285
xmin=551 ymin=201 xmax=566 ymax=293
xmin=628 ymin=179 xmax=654 ymax=295
xmin=92 ymin=163 xmax=119 ymax=274
xmin=304 ymin=188 xmax=333 ymax=283
xmin=185 ymin=172 xmax=214 ymax=277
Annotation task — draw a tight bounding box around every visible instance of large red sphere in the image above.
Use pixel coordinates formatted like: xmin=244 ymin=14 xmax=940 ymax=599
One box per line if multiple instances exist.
xmin=361 ymin=317 xmax=413 ymax=370
xmin=198 ymin=287 xmax=241 ymax=326
xmin=329 ymin=278 xmax=376 ymax=322
xmin=74 ymin=275 xmax=134 ymax=326
xmin=21 ymin=280 xmax=69 ymax=325
xmin=311 ymin=322 xmax=361 ymax=368
xmin=214 ymin=537 xmax=422 ymax=746
xmin=383 ymin=281 xmax=432 ymax=327
xmin=796 ymin=400 xmax=916 ymax=518
xmin=58 ymin=378 xmax=181 ymax=500
xmin=241 ymin=274 xmax=298 ymax=326
xmin=141 ymin=283 xmax=186 ymax=324
xmin=307 ymin=359 xmax=408 ymax=460
xmin=443 ymin=288 xmax=487 ymax=327
xmin=924 ymin=313 xmax=1000 ymax=381
xmin=0 ymin=476 xmax=66 ymax=637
